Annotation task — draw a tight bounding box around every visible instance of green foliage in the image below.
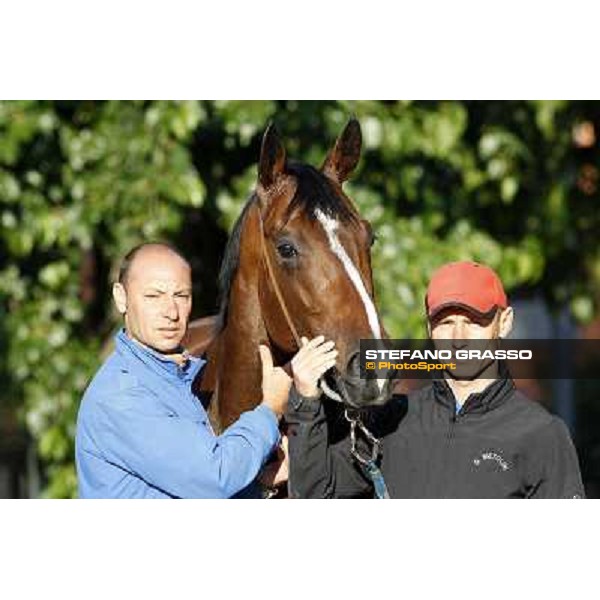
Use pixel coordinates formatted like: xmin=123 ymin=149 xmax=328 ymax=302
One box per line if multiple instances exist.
xmin=1 ymin=100 xmax=599 ymax=497
xmin=0 ymin=101 xmax=205 ymax=497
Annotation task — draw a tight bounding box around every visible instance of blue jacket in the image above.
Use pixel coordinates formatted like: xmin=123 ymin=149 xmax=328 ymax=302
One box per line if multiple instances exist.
xmin=76 ymin=329 xmax=280 ymax=498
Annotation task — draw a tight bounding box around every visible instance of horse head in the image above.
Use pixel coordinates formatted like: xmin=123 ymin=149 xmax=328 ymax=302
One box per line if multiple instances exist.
xmin=189 ymin=119 xmax=392 ymax=428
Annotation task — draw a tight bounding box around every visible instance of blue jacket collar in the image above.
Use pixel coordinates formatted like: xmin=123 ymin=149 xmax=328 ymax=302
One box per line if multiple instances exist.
xmin=115 ymin=328 xmax=205 ymax=384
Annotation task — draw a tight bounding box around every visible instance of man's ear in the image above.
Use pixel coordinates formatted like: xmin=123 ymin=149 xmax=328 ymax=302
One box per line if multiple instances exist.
xmin=497 ymin=307 xmax=514 ymax=338
xmin=113 ymin=282 xmax=127 ymax=315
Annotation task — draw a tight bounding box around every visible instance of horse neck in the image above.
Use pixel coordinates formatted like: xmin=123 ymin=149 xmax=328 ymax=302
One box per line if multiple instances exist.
xmin=214 ymin=269 xmax=267 ymax=428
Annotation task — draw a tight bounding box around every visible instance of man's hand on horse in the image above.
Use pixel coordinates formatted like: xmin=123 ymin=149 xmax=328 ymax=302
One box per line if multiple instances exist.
xmin=291 ymin=336 xmax=338 ymax=398
xmin=259 ymin=344 xmax=292 ymax=418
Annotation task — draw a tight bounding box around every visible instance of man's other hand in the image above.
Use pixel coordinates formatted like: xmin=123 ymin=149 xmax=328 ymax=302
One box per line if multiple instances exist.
xmin=291 ymin=336 xmax=338 ymax=398
xmin=259 ymin=344 xmax=292 ymax=418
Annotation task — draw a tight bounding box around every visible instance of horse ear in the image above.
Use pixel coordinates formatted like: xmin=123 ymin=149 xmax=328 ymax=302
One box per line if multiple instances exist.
xmin=322 ymin=118 xmax=362 ymax=184
xmin=258 ymin=122 xmax=287 ymax=190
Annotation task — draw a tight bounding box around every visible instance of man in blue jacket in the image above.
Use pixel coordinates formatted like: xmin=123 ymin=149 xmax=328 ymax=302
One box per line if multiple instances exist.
xmin=75 ymin=242 xmax=337 ymax=498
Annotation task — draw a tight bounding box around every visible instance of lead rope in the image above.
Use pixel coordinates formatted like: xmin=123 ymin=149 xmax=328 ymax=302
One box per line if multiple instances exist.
xmin=345 ymin=409 xmax=390 ymax=499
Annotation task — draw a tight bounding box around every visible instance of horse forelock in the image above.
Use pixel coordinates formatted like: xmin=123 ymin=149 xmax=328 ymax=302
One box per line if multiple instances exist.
xmin=285 ymin=163 xmax=359 ymax=225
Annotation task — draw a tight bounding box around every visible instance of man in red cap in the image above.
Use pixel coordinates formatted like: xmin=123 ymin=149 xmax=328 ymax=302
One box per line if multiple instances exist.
xmin=286 ymin=261 xmax=585 ymax=498
xmin=425 ymin=261 xmax=514 ymax=410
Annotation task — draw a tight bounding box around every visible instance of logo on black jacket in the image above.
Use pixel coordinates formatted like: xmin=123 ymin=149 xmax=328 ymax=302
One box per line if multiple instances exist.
xmin=473 ymin=451 xmax=511 ymax=472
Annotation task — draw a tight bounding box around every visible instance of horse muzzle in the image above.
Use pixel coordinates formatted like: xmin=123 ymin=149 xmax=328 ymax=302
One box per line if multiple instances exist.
xmin=321 ymin=350 xmax=395 ymax=409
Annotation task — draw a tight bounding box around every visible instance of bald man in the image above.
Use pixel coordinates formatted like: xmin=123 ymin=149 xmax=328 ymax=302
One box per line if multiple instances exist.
xmin=75 ymin=243 xmax=336 ymax=498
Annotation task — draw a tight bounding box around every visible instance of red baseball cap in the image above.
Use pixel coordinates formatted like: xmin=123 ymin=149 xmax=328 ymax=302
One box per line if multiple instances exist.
xmin=425 ymin=261 xmax=507 ymax=319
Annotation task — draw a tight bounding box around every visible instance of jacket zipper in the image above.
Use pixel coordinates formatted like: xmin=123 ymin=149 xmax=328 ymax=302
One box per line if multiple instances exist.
xmin=448 ymin=404 xmax=459 ymax=439
xmin=442 ymin=410 xmax=459 ymax=493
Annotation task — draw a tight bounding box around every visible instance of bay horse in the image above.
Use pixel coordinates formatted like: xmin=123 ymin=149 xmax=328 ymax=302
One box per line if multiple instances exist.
xmin=185 ymin=119 xmax=392 ymax=432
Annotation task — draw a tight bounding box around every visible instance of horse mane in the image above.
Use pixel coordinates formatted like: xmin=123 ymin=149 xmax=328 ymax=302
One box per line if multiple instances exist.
xmin=216 ymin=162 xmax=359 ymax=327
xmin=216 ymin=197 xmax=256 ymax=325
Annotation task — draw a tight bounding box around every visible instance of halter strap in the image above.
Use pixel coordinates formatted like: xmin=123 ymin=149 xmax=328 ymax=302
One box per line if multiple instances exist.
xmin=255 ymin=203 xmax=344 ymax=405
xmin=256 ymin=206 xmax=302 ymax=349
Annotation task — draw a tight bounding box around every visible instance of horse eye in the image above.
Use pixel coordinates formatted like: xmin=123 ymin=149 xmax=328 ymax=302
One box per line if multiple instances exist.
xmin=276 ymin=242 xmax=298 ymax=259
xmin=369 ymin=232 xmax=378 ymax=247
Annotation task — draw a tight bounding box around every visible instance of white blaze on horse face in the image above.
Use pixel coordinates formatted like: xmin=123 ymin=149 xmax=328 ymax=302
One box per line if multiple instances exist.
xmin=314 ymin=209 xmax=382 ymax=340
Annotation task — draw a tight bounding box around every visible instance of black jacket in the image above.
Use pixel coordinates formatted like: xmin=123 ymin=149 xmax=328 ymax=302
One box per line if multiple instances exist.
xmin=286 ymin=376 xmax=585 ymax=498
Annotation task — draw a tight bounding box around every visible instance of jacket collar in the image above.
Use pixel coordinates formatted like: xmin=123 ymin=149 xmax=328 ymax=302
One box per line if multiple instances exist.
xmin=115 ymin=328 xmax=205 ymax=384
xmin=432 ymin=362 xmax=515 ymax=416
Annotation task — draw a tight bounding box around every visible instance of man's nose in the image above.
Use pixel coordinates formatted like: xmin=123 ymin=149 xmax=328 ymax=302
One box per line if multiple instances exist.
xmin=451 ymin=323 xmax=467 ymax=346
xmin=163 ymin=297 xmax=180 ymax=320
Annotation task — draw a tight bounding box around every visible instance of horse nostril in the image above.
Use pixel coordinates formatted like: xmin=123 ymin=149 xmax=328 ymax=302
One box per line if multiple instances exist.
xmin=346 ymin=352 xmax=361 ymax=378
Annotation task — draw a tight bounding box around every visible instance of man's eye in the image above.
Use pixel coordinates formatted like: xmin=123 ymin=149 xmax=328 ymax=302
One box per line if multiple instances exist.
xmin=276 ymin=242 xmax=298 ymax=259
xmin=145 ymin=294 xmax=159 ymax=298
